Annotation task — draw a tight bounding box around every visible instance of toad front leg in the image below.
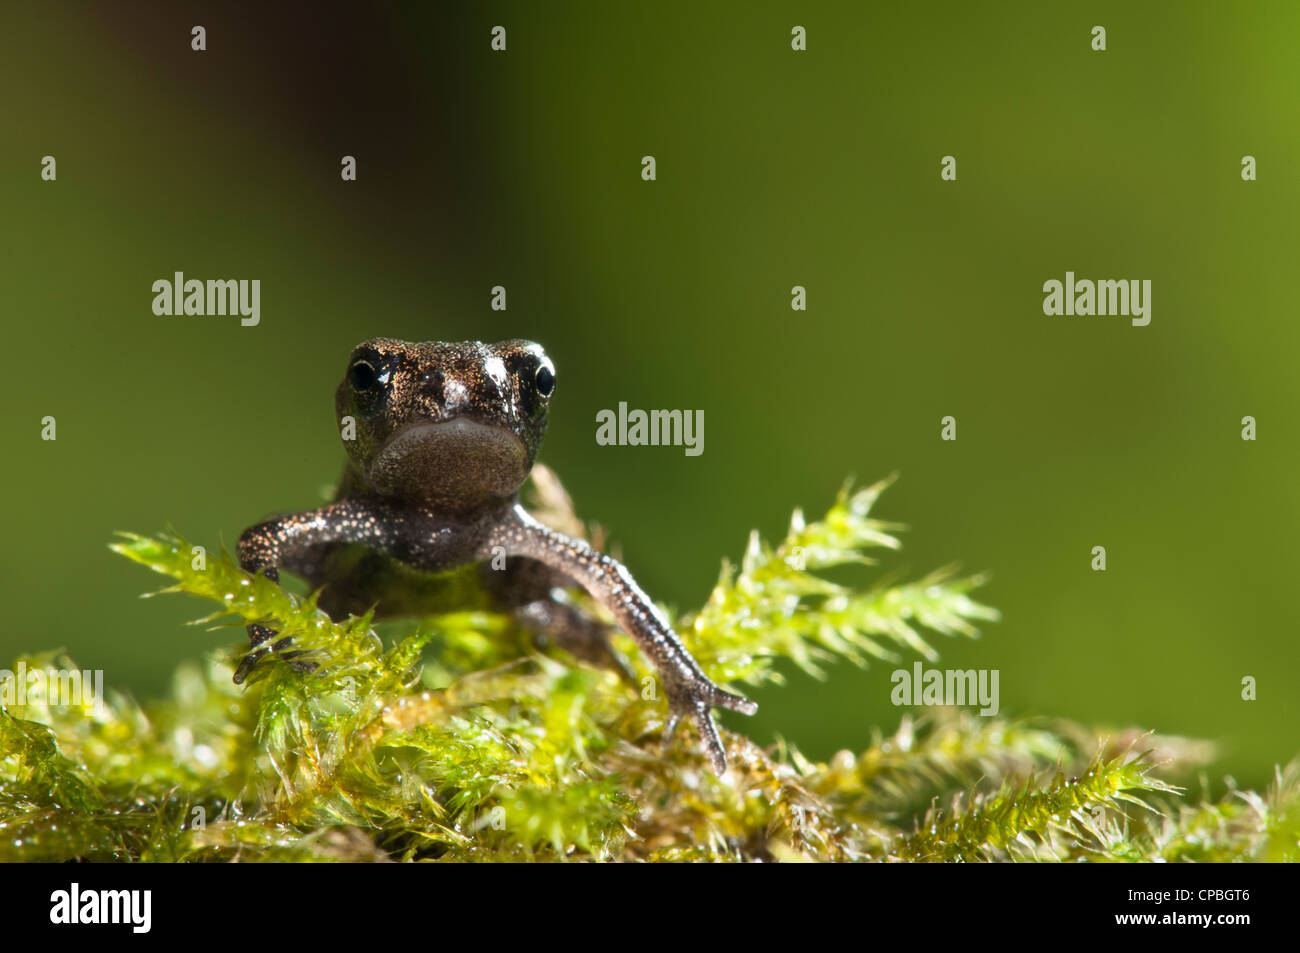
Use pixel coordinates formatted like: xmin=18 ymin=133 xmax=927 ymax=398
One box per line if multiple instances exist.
xmin=486 ymin=503 xmax=756 ymax=773
xmin=235 ymin=499 xmax=396 ymax=683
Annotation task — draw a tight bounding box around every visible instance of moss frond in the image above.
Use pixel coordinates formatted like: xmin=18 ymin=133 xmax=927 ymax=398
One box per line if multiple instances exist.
xmin=688 ymin=478 xmax=1000 ymax=686
xmin=892 ymin=746 xmax=1180 ymax=861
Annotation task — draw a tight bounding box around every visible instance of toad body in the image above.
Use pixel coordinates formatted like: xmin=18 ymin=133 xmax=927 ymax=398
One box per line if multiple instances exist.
xmin=236 ymin=338 xmax=755 ymax=772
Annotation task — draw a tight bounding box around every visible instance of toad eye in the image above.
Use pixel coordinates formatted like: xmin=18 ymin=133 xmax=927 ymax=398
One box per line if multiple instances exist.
xmin=350 ymin=360 xmax=383 ymax=391
xmin=534 ymin=360 xmax=555 ymax=398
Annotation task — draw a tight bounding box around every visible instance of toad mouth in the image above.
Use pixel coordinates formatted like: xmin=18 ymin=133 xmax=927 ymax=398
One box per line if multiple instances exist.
xmin=369 ymin=418 xmax=527 ymax=503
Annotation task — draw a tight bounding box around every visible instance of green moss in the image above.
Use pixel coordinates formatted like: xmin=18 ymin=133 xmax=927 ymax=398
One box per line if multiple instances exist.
xmin=0 ymin=477 xmax=1293 ymax=862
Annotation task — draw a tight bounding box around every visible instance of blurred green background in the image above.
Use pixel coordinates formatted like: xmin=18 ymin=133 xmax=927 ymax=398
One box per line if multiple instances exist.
xmin=3 ymin=1 xmax=1296 ymax=789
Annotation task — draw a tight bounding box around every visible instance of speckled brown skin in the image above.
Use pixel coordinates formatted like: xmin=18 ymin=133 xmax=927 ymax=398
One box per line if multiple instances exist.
xmin=236 ymin=338 xmax=755 ymax=773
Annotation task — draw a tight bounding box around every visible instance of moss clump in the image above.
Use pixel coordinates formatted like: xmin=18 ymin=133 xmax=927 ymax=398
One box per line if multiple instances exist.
xmin=0 ymin=475 xmax=1293 ymax=861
